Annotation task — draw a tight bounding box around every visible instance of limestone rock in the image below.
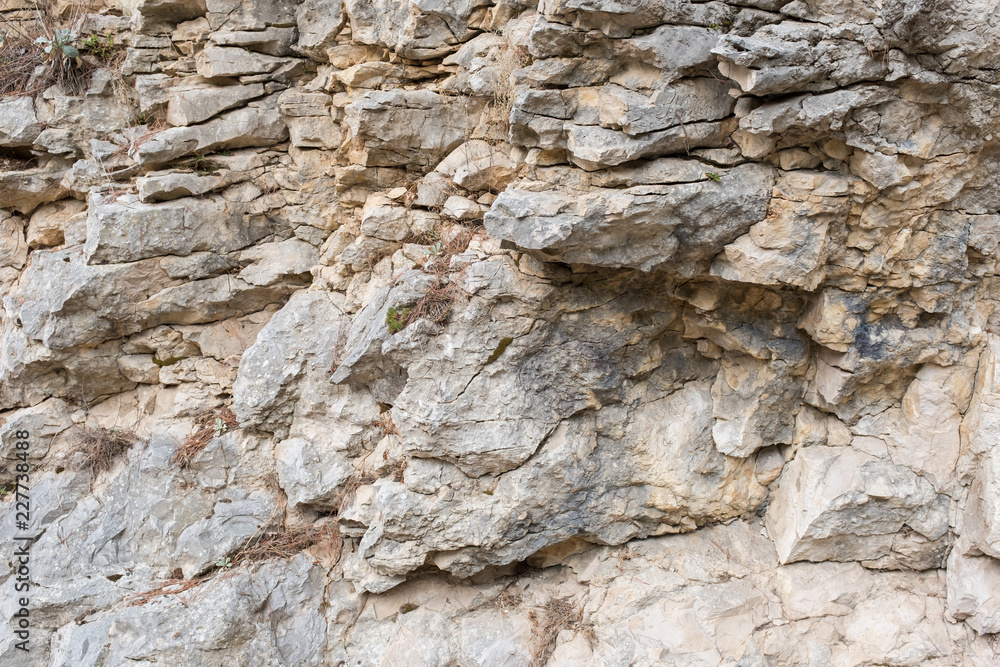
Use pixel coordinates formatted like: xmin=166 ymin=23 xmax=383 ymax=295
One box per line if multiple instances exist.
xmin=0 ymin=97 xmax=41 ymax=147
xmin=13 ymin=250 xmax=180 ymax=350
xmin=234 ymin=289 xmax=352 ymax=436
xmin=195 ymin=46 xmax=287 ymax=78
xmin=712 ymin=170 xmax=856 ymax=290
xmin=947 ymin=543 xmax=1000 ymax=635
xmin=344 ymin=0 xmax=490 ymax=59
xmin=435 ymin=140 xmax=516 ymax=192
xmin=295 ymin=0 xmax=345 ymax=59
xmin=84 ymin=192 xmax=266 ymax=264
xmin=0 ymin=398 xmax=72 ymax=464
xmin=136 ymin=95 xmax=287 ymax=165
xmin=26 ymin=199 xmax=85 ymax=249
xmin=0 ymin=168 xmax=70 ymax=215
xmin=344 ymin=90 xmax=480 ymax=168
xmin=275 ymin=437 xmax=353 ymax=509
xmin=136 ymin=170 xmax=228 ymax=202
xmin=485 ymin=163 xmax=776 ymax=271
xmin=766 ymin=446 xmax=951 ymax=567
xmin=0 ymin=210 xmax=27 ymax=271
xmin=3 ymin=0 xmax=1000 ymax=658
xmin=166 ymin=82 xmax=265 ymax=126
xmin=210 ymin=27 xmax=297 ymax=56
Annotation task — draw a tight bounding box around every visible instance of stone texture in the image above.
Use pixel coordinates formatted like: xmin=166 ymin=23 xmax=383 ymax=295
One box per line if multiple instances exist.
xmin=2 ymin=0 xmax=1000 ymax=662
xmin=767 ymin=446 xmax=951 ymax=567
xmin=195 ymin=46 xmax=287 ymax=78
xmin=0 ymin=97 xmax=41 ymax=147
xmin=136 ymin=95 xmax=287 ymax=165
xmin=344 ymin=90 xmax=480 ymax=168
xmin=166 ymin=82 xmax=265 ymax=126
xmin=485 ymin=163 xmax=776 ymax=272
xmin=26 ymin=199 xmax=85 ymax=249
xmin=84 ymin=192 xmax=266 ymax=264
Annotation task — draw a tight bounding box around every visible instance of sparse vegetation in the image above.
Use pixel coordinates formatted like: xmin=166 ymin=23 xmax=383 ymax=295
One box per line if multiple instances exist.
xmin=82 ymin=33 xmax=118 ymax=61
xmin=705 ymin=171 xmax=722 ymax=182
xmin=385 ymin=229 xmax=474 ymax=334
xmin=171 ymin=407 xmax=239 ymax=468
xmin=232 ymin=525 xmax=336 ymax=565
xmin=170 ymin=154 xmax=222 ymax=174
xmin=371 ymin=412 xmax=399 ymax=438
xmin=0 ymin=5 xmax=95 ymax=96
xmin=484 ymin=28 xmax=531 ymax=144
xmin=74 ymin=425 xmax=141 ymax=474
xmin=529 ymin=597 xmax=588 ymax=667
xmin=385 ymin=306 xmax=411 ymax=334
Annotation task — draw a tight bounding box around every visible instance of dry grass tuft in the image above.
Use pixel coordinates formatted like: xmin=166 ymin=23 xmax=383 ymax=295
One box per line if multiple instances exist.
xmin=480 ymin=587 xmax=524 ymax=614
xmin=391 ymin=229 xmax=474 ymax=333
xmin=371 ymin=412 xmax=399 ymax=438
xmin=408 ymin=281 xmax=458 ymax=326
xmin=234 ymin=524 xmax=337 ymax=565
xmin=126 ymin=578 xmax=206 ymax=607
xmin=75 ymin=425 xmax=140 ymax=474
xmin=529 ymin=597 xmax=586 ymax=666
xmin=483 ymin=29 xmax=530 ymax=144
xmin=171 ymin=407 xmax=239 ymax=468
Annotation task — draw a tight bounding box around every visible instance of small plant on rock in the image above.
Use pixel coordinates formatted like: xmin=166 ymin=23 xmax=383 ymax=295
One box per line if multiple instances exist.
xmin=705 ymin=171 xmax=722 ymax=182
xmin=35 ymin=27 xmax=80 ymax=63
xmin=171 ymin=407 xmax=239 ymax=468
xmin=385 ymin=306 xmax=411 ymax=334
xmin=82 ymin=33 xmax=118 ymax=61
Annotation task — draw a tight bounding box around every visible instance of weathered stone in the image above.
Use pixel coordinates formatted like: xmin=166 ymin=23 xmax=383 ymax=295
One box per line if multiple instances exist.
xmin=84 ymin=192 xmax=266 ymax=264
xmin=275 ymin=437 xmax=353 ymax=509
xmin=0 ymin=398 xmax=72 ymax=463
xmin=136 ymin=95 xmax=287 ymax=165
xmin=344 ymin=90 xmax=480 ymax=168
xmin=211 ymin=27 xmax=297 ymax=56
xmin=234 ymin=289 xmax=352 ymax=435
xmin=947 ymin=542 xmax=1000 ymax=635
xmin=0 ymin=210 xmax=27 ymax=270
xmin=295 ymin=0 xmax=345 ymax=59
xmin=0 ymin=169 xmax=70 ymax=215
xmin=766 ymin=446 xmax=951 ymax=567
xmin=713 ymin=170 xmax=856 ymax=290
xmin=136 ymin=0 xmax=207 ymax=21
xmin=344 ymin=0 xmax=489 ymax=59
xmin=137 ymin=170 xmax=228 ymax=202
xmin=13 ymin=250 xmax=179 ymax=350
xmin=485 ymin=163 xmax=776 ymax=271
xmin=195 ymin=46 xmax=288 ymax=78
xmin=26 ymin=199 xmax=85 ymax=249
xmin=435 ymin=140 xmax=516 ymax=192
xmin=2 ymin=0 xmax=1000 ymax=658
xmin=0 ymin=97 xmax=41 ymax=147
xmin=166 ymin=82 xmax=265 ymax=126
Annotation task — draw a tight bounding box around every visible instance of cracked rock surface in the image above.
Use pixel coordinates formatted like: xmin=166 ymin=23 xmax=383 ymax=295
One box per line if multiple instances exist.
xmin=2 ymin=0 xmax=1000 ymax=664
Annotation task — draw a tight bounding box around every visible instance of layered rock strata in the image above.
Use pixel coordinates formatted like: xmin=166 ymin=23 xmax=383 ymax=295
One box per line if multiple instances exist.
xmin=2 ymin=0 xmax=1000 ymax=664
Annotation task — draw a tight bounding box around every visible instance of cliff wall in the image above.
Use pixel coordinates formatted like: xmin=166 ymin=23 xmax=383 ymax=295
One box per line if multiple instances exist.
xmin=2 ymin=0 xmax=1000 ymax=664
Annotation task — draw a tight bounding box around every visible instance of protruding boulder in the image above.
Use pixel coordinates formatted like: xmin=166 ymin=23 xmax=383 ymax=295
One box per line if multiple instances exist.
xmin=766 ymin=446 xmax=950 ymax=567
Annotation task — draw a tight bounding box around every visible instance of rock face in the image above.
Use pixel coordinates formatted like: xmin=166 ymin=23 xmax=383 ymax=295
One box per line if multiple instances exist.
xmin=2 ymin=0 xmax=1000 ymax=664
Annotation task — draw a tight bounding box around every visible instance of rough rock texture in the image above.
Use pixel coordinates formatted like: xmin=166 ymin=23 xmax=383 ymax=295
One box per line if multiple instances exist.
xmin=2 ymin=0 xmax=1000 ymax=664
